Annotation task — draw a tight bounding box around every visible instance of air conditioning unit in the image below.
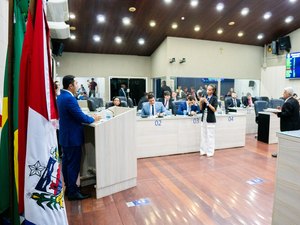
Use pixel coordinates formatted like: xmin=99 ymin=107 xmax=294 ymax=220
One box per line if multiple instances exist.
xmin=48 ymin=22 xmax=70 ymax=39
xmin=47 ymin=0 xmax=69 ymax=22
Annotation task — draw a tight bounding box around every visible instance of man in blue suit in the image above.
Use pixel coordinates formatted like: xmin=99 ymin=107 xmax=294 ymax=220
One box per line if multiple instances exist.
xmin=141 ymin=93 xmax=170 ymax=117
xmin=57 ymin=75 xmax=101 ymax=200
xmin=177 ymin=95 xmax=200 ymax=115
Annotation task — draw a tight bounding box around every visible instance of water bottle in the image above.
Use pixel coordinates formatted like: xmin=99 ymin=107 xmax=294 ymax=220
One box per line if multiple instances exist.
xmin=105 ymin=111 xmax=111 ymax=120
xmin=221 ymin=105 xmax=225 ymax=114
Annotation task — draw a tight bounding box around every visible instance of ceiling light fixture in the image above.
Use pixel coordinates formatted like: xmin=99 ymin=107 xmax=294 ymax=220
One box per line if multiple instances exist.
xmin=289 ymin=0 xmax=297 ymax=3
xmin=237 ymin=32 xmax=244 ymax=37
xmin=93 ymin=35 xmax=101 ymax=42
xmin=97 ymin=14 xmax=106 ymax=23
xmin=285 ymin=16 xmax=294 ymax=23
xmin=263 ymin=12 xmax=272 ymax=20
xmin=138 ymin=38 xmax=145 ymax=45
xmin=228 ymin=21 xmax=235 ymax=26
xmin=216 ymin=3 xmax=224 ymax=12
xmin=115 ymin=36 xmax=122 ymax=44
xmin=164 ymin=0 xmax=172 ymax=4
xmin=181 ymin=17 xmax=185 ymax=20
xmin=129 ymin=7 xmax=136 ymax=12
xmin=122 ymin=17 xmax=131 ymax=26
xmin=241 ymin=7 xmax=249 ymax=16
xmin=171 ymin=23 xmax=178 ymax=29
xmin=217 ymin=28 xmax=223 ymax=34
xmin=70 ymin=34 xmax=76 ymax=40
xmin=69 ymin=13 xmax=75 ymax=19
xmin=149 ymin=20 xmax=156 ymax=27
xmin=194 ymin=25 xmax=201 ymax=32
xmin=190 ymin=0 xmax=199 ymax=7
xmin=257 ymin=33 xmax=264 ymax=40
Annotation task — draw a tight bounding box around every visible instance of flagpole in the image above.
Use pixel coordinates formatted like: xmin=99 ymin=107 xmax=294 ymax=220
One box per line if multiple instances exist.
xmin=7 ymin=0 xmax=15 ymax=224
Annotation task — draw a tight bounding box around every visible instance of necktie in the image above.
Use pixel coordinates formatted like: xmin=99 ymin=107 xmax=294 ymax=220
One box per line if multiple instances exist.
xmin=152 ymin=105 xmax=154 ymax=115
xmin=233 ymin=99 xmax=236 ymax=107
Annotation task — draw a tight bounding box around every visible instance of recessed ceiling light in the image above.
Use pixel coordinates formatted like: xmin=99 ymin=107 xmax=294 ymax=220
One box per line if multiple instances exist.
xmin=129 ymin=7 xmax=136 ymax=12
xmin=97 ymin=14 xmax=106 ymax=23
xmin=289 ymin=0 xmax=297 ymax=3
xmin=285 ymin=16 xmax=294 ymax=23
xmin=181 ymin=17 xmax=185 ymax=20
xmin=263 ymin=12 xmax=272 ymax=20
xmin=149 ymin=20 xmax=156 ymax=27
xmin=115 ymin=36 xmax=122 ymax=44
xmin=138 ymin=38 xmax=145 ymax=45
xmin=171 ymin=23 xmax=178 ymax=29
xmin=190 ymin=0 xmax=199 ymax=7
xmin=237 ymin=32 xmax=244 ymax=37
xmin=122 ymin=17 xmax=131 ymax=26
xmin=69 ymin=13 xmax=75 ymax=19
xmin=93 ymin=35 xmax=101 ymax=42
xmin=194 ymin=25 xmax=201 ymax=32
xmin=216 ymin=3 xmax=224 ymax=11
xmin=164 ymin=0 xmax=172 ymax=4
xmin=257 ymin=33 xmax=264 ymax=40
xmin=241 ymin=7 xmax=249 ymax=16
xmin=228 ymin=21 xmax=235 ymax=26
xmin=217 ymin=28 xmax=223 ymax=34
xmin=70 ymin=34 xmax=76 ymax=40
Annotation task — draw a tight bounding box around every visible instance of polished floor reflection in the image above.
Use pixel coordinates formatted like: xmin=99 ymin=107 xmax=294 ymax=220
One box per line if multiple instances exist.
xmin=65 ymin=135 xmax=277 ymax=225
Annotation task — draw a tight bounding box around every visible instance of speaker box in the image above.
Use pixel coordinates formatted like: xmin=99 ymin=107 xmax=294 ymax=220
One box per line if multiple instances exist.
xmin=271 ymin=41 xmax=278 ymax=55
xmin=278 ymin=36 xmax=291 ymax=52
xmin=249 ymin=80 xmax=255 ymax=87
xmin=52 ymin=40 xmax=64 ymax=56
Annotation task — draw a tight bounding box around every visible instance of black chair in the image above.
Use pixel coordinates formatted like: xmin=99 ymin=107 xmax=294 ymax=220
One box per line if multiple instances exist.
xmin=87 ymin=99 xmax=97 ymax=111
xmin=120 ymin=100 xmax=128 ymax=107
xmin=127 ymin=97 xmax=134 ymax=108
xmin=257 ymin=96 xmax=270 ymax=103
xmin=105 ymin=101 xmax=114 ymax=109
xmin=89 ymin=97 xmax=103 ymax=107
xmin=116 ymin=96 xmax=127 ymax=101
xmin=269 ymin=99 xmax=284 ymax=109
xmin=254 ymin=100 xmax=268 ymax=123
xmin=173 ymin=100 xmax=185 ymax=114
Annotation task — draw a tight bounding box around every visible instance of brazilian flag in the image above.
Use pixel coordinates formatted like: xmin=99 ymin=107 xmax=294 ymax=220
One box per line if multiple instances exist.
xmin=0 ymin=0 xmax=28 ymax=224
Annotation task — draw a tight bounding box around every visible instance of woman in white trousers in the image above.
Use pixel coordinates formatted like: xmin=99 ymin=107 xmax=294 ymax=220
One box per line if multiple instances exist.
xmin=199 ymin=84 xmax=218 ymax=157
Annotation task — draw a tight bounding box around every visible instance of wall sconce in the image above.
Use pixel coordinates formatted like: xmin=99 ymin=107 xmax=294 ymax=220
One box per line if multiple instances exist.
xmin=169 ymin=58 xmax=175 ymax=63
xmin=179 ymin=58 xmax=186 ymax=64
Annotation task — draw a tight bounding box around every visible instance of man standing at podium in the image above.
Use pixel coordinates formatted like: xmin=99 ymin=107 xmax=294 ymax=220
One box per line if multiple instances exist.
xmin=57 ymin=75 xmax=101 ymax=200
xmin=272 ymin=87 xmax=300 ymax=157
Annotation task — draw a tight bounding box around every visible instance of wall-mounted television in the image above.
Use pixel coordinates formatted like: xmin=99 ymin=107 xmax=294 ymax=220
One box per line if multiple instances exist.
xmin=286 ymin=52 xmax=300 ymax=79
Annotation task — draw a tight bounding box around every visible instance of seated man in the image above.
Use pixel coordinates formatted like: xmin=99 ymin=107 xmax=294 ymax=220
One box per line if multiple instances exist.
xmin=141 ymin=93 xmax=169 ymax=117
xmin=177 ymin=95 xmax=200 ymax=115
xmin=159 ymin=91 xmax=176 ymax=115
xmin=243 ymin=92 xmax=254 ymax=107
xmin=226 ymin=91 xmax=241 ymax=108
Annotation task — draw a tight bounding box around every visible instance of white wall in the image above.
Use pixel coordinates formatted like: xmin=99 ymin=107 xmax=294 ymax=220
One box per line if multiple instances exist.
xmin=151 ymin=38 xmax=168 ymax=77
xmin=234 ymin=79 xmax=260 ymax=98
xmin=0 ymin=0 xmax=9 ymax=112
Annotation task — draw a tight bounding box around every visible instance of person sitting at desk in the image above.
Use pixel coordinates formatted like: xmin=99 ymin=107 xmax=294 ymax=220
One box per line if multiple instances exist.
xmin=226 ymin=91 xmax=241 ymax=108
xmin=243 ymin=92 xmax=254 ymax=107
xmin=141 ymin=93 xmax=169 ymax=117
xmin=177 ymin=95 xmax=200 ymax=115
xmin=160 ymin=91 xmax=176 ymax=115
xmin=112 ymin=97 xmax=121 ymax=106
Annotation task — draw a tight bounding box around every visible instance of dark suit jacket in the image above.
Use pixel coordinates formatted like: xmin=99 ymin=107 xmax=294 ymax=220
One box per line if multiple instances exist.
xmin=242 ymin=97 xmax=254 ymax=107
xmin=57 ymin=90 xmax=94 ymax=147
xmin=161 ymin=85 xmax=172 ymax=98
xmin=277 ymin=97 xmax=300 ymax=131
xmin=201 ymin=95 xmax=218 ymax=123
xmin=226 ymin=98 xmax=241 ymax=108
xmin=118 ymin=88 xmax=126 ymax=97
xmin=159 ymin=99 xmax=176 ymax=115
xmin=177 ymin=102 xmax=200 ymax=115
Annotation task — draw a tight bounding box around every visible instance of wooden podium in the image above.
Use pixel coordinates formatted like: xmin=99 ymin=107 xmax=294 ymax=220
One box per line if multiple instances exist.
xmin=81 ymin=107 xmax=137 ymax=199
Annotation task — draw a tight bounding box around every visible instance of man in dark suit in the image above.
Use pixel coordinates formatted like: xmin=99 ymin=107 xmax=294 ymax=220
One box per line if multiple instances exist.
xmin=160 ymin=91 xmax=176 ymax=115
xmin=242 ymin=92 xmax=254 ymax=107
xmin=177 ymin=95 xmax=200 ymax=115
xmin=57 ymin=75 xmax=101 ymax=200
xmin=272 ymin=87 xmax=300 ymax=157
xmin=226 ymin=92 xmax=241 ymax=108
xmin=141 ymin=93 xmax=170 ymax=117
xmin=118 ymin=83 xmax=127 ymax=97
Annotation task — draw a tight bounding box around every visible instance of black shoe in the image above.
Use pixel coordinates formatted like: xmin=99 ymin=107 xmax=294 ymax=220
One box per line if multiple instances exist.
xmin=68 ymin=192 xmax=91 ymax=201
xmin=272 ymin=153 xmax=277 ymax=158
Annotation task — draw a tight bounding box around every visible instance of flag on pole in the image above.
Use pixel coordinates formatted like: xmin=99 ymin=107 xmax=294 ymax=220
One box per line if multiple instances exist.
xmin=21 ymin=0 xmax=68 ymax=224
xmin=0 ymin=0 xmax=27 ymax=223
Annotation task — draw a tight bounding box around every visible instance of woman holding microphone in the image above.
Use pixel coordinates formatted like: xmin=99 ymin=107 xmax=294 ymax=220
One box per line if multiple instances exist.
xmin=199 ymin=84 xmax=218 ymax=157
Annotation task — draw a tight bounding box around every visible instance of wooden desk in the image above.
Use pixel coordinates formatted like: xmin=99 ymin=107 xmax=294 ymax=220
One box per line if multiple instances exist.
xmin=82 ymin=107 xmax=137 ymax=199
xmin=258 ymin=112 xmax=280 ymax=144
xmin=136 ymin=114 xmax=246 ymax=158
xmin=228 ymin=107 xmax=257 ymax=134
xmin=272 ymin=130 xmax=300 ymax=225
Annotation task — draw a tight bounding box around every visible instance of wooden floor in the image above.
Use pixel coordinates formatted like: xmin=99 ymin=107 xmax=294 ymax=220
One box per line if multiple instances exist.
xmin=65 ymin=135 xmax=278 ymax=225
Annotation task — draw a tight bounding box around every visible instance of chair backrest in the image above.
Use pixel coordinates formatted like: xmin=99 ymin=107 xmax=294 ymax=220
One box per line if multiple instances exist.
xmin=225 ymin=97 xmax=231 ymax=109
xmin=127 ymin=97 xmax=134 ymax=108
xmin=121 ymin=100 xmax=128 ymax=107
xmin=116 ymin=96 xmax=127 ymax=102
xmin=254 ymin=100 xmax=268 ymax=116
xmin=269 ymin=99 xmax=284 ymax=108
xmin=89 ymin=97 xmax=103 ymax=107
xmin=105 ymin=101 xmax=114 ymax=109
xmin=257 ymin=96 xmax=270 ymax=102
xmin=87 ymin=99 xmax=97 ymax=111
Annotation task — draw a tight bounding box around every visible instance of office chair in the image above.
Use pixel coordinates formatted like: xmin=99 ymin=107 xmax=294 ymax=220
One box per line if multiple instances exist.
xmin=257 ymin=96 xmax=269 ymax=103
xmin=120 ymin=100 xmax=128 ymax=107
xmin=87 ymin=99 xmax=97 ymax=111
xmin=269 ymin=99 xmax=284 ymax=109
xmin=116 ymin=96 xmax=127 ymax=102
xmin=127 ymin=97 xmax=134 ymax=108
xmin=105 ymin=101 xmax=114 ymax=109
xmin=254 ymin=100 xmax=268 ymax=123
xmin=89 ymin=97 xmax=104 ymax=108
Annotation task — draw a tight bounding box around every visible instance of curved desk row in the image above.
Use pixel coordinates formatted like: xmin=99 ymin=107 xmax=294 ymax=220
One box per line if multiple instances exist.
xmin=136 ymin=114 xmax=246 ymax=158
